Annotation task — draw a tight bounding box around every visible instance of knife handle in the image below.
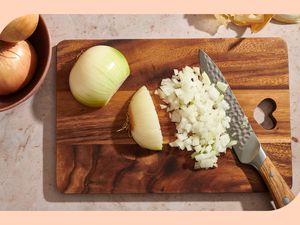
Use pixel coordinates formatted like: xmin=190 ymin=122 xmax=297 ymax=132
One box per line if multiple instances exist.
xmin=259 ymin=156 xmax=295 ymax=208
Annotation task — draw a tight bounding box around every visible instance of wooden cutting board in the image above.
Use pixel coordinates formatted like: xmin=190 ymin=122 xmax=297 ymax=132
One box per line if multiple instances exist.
xmin=56 ymin=38 xmax=292 ymax=194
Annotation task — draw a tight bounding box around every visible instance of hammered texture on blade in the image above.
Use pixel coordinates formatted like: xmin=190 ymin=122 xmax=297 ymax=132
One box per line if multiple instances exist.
xmin=199 ymin=50 xmax=254 ymax=151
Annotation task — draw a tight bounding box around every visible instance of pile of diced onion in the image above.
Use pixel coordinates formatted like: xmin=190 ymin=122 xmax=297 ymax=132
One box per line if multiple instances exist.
xmin=155 ymin=66 xmax=237 ymax=169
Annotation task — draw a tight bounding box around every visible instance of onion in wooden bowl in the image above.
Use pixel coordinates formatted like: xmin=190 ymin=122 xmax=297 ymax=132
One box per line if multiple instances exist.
xmin=0 ymin=41 xmax=37 ymax=96
xmin=0 ymin=15 xmax=51 ymax=112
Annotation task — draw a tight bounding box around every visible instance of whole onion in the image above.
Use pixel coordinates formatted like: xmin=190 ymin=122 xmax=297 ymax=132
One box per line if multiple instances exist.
xmin=0 ymin=14 xmax=39 ymax=43
xmin=0 ymin=41 xmax=37 ymax=95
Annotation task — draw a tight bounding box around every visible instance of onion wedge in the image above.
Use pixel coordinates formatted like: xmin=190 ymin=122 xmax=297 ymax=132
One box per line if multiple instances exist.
xmin=129 ymin=86 xmax=163 ymax=150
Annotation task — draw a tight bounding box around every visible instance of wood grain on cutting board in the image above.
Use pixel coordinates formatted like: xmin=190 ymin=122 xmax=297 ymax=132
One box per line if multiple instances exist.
xmin=56 ymin=38 xmax=291 ymax=194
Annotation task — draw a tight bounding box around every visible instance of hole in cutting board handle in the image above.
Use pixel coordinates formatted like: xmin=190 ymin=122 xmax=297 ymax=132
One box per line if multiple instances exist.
xmin=253 ymin=98 xmax=277 ymax=130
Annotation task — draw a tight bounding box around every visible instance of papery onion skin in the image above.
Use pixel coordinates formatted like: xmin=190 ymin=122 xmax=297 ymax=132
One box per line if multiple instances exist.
xmin=215 ymin=14 xmax=273 ymax=33
xmin=250 ymin=14 xmax=273 ymax=33
xmin=0 ymin=14 xmax=39 ymax=43
xmin=0 ymin=41 xmax=37 ymax=96
xmin=69 ymin=45 xmax=130 ymax=108
xmin=273 ymin=14 xmax=300 ymax=24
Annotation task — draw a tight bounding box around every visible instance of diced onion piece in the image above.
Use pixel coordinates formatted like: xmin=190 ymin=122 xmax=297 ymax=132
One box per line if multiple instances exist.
xmin=129 ymin=86 xmax=163 ymax=150
xmin=160 ymin=104 xmax=167 ymax=109
xmin=201 ymin=71 xmax=211 ymax=85
xmin=216 ymin=81 xmax=228 ymax=93
xmin=157 ymin=66 xmax=236 ymax=169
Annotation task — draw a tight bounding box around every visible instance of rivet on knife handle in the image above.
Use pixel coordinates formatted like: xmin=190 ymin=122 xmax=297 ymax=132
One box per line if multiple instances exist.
xmin=259 ymin=156 xmax=295 ymax=208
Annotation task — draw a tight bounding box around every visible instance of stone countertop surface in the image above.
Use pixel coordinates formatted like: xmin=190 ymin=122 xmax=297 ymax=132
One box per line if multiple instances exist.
xmin=0 ymin=14 xmax=299 ymax=211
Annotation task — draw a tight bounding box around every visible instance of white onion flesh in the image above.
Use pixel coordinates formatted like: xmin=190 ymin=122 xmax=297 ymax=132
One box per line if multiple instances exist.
xmin=156 ymin=66 xmax=236 ymax=169
xmin=69 ymin=45 xmax=130 ymax=108
xmin=129 ymin=86 xmax=163 ymax=150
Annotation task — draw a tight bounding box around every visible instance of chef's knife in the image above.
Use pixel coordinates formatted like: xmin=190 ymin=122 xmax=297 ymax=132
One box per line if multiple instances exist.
xmin=199 ymin=50 xmax=294 ymax=208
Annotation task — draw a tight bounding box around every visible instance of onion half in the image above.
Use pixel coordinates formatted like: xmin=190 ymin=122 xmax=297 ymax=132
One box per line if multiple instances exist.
xmin=69 ymin=45 xmax=130 ymax=108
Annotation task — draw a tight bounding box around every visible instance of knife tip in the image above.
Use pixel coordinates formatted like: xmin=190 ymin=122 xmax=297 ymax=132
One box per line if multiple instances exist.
xmin=199 ymin=49 xmax=207 ymax=69
xmin=199 ymin=49 xmax=204 ymax=55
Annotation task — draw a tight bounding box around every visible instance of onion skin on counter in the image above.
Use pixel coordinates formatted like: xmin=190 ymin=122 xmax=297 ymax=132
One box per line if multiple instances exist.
xmin=0 ymin=41 xmax=37 ymax=95
xmin=273 ymin=14 xmax=300 ymax=24
xmin=214 ymin=14 xmax=273 ymax=33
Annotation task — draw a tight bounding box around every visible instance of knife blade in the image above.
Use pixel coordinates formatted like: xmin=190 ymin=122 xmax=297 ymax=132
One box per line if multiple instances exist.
xmin=199 ymin=49 xmax=294 ymax=208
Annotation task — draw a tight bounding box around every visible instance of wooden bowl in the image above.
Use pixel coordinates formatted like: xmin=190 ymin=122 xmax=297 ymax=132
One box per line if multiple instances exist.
xmin=0 ymin=15 xmax=51 ymax=112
